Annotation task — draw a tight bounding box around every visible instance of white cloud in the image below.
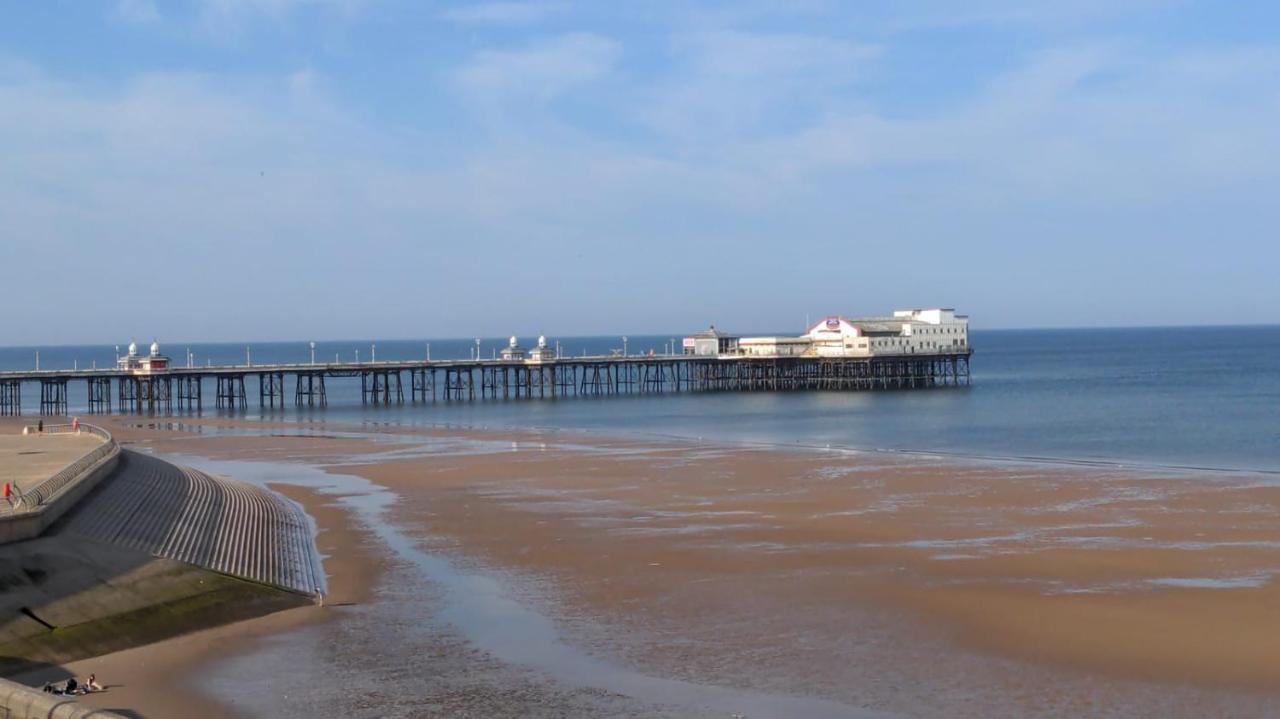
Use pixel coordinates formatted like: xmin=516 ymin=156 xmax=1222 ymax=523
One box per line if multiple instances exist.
xmin=198 ymin=0 xmax=362 ymax=16
xmin=641 ymin=31 xmax=880 ymax=142
xmin=442 ymin=1 xmax=569 ymax=26
xmin=114 ymin=0 xmax=161 ymax=24
xmin=877 ymin=0 xmax=1178 ymax=31
xmin=195 ymin=0 xmax=366 ymax=38
xmin=740 ymin=44 xmax=1280 ymax=209
xmin=453 ymin=33 xmax=621 ymax=106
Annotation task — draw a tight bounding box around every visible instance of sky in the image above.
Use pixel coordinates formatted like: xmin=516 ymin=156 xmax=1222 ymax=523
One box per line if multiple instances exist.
xmin=1 ymin=0 xmax=1278 ymax=344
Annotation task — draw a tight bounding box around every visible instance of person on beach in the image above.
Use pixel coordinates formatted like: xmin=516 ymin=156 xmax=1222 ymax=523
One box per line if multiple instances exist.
xmin=64 ymin=677 xmax=78 ymax=694
xmin=85 ymin=673 xmax=102 ymax=692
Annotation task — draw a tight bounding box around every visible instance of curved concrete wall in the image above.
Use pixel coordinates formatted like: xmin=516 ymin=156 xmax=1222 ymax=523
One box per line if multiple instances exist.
xmin=0 ymin=677 xmax=125 ymax=718
xmin=62 ymin=451 xmax=322 ymax=595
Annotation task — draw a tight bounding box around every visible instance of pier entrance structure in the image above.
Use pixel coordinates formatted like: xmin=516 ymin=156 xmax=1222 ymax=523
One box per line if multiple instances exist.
xmin=0 ymin=309 xmax=972 ymax=415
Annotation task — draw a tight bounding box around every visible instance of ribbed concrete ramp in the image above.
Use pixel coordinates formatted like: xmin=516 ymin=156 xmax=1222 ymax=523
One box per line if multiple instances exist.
xmin=61 ymin=451 xmax=320 ymax=595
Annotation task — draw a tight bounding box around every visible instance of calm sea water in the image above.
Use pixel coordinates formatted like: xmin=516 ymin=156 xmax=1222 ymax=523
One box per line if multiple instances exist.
xmin=3 ymin=327 xmax=1278 ymax=473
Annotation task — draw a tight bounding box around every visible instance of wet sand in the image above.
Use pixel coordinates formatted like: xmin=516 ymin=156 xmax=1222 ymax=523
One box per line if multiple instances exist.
xmin=342 ymin=439 xmax=1280 ymax=714
xmin=18 ymin=415 xmax=1280 ymax=717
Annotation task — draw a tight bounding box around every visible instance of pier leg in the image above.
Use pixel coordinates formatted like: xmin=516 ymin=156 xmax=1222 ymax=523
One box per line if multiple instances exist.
xmin=216 ymin=375 xmax=247 ymax=411
xmin=0 ymin=380 xmax=20 ymax=416
xmin=176 ymin=375 xmax=202 ymax=412
xmin=87 ymin=377 xmax=112 ymax=414
xmin=294 ymin=372 xmax=327 ymax=407
xmin=39 ymin=379 xmax=68 ymax=416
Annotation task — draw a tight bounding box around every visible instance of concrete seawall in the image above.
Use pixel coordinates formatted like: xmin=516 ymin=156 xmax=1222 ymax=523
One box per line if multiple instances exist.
xmin=2 ymin=447 xmax=320 ymax=701
xmin=0 ymin=426 xmax=120 ymax=546
xmin=0 ymin=677 xmax=124 ymax=718
xmin=0 ymin=452 xmax=119 ymax=546
xmin=60 ymin=451 xmax=322 ymax=594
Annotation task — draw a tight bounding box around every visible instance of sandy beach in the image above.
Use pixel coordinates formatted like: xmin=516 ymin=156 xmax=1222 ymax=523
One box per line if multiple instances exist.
xmin=15 ymin=414 xmax=1280 ymax=717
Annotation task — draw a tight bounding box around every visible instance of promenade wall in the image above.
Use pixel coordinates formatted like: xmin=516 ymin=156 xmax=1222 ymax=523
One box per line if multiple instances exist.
xmin=0 ymin=677 xmax=124 ymax=718
xmin=0 ymin=426 xmax=120 ymax=545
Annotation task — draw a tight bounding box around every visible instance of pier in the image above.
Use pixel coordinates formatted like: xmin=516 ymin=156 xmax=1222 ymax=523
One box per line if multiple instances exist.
xmin=0 ymin=309 xmax=974 ymax=416
xmin=0 ymin=352 xmax=971 ymax=415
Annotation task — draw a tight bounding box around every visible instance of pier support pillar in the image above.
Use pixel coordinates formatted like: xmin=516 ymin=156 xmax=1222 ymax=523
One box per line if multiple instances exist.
xmin=295 ymin=372 xmax=327 ymax=407
xmin=0 ymin=380 xmax=20 ymax=416
xmin=39 ymin=378 xmax=68 ymax=416
xmin=216 ymin=374 xmax=248 ymax=411
xmin=176 ymin=375 xmax=203 ymax=411
xmin=135 ymin=377 xmax=172 ymax=413
xmin=86 ymin=376 xmax=112 ymax=414
xmin=259 ymin=372 xmax=286 ymax=409
xmin=410 ymin=369 xmax=433 ymax=403
xmin=361 ymin=370 xmax=403 ymax=405
xmin=443 ymin=368 xmax=472 ymax=401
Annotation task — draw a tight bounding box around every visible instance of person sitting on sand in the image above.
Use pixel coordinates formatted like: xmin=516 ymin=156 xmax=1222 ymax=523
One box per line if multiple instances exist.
xmin=64 ymin=677 xmax=78 ymax=694
xmin=85 ymin=674 xmax=102 ymax=692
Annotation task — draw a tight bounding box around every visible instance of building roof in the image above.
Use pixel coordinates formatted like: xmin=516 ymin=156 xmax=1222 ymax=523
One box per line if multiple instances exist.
xmin=687 ymin=325 xmax=737 ymax=339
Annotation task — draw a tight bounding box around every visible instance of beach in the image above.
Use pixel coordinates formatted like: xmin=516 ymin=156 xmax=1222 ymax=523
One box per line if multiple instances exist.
xmin=7 ymin=0 xmax=1277 ymax=713
xmin=30 ymin=414 xmax=1278 ymax=717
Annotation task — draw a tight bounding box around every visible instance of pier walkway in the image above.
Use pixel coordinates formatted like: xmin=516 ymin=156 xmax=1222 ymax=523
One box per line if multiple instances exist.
xmin=61 ymin=451 xmax=321 ymax=595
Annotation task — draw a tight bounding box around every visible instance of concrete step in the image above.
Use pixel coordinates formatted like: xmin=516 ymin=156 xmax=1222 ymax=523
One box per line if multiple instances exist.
xmin=60 ymin=451 xmax=320 ymax=595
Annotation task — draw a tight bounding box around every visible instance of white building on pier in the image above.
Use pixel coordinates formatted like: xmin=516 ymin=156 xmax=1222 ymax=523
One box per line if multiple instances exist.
xmin=686 ymin=309 xmax=969 ymax=359
xmin=117 ymin=339 xmax=171 ymax=374
xmin=682 ymin=326 xmax=740 ymax=356
xmin=528 ymin=335 xmax=556 ymax=363
xmin=500 ymin=336 xmax=526 ymax=361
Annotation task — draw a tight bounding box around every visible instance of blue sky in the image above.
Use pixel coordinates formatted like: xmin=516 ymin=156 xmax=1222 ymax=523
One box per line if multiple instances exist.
xmin=2 ymin=1 xmax=1278 ymax=344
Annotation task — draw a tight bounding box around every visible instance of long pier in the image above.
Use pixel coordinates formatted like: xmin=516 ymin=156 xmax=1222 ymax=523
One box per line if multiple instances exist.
xmin=0 ymin=352 xmax=971 ymax=415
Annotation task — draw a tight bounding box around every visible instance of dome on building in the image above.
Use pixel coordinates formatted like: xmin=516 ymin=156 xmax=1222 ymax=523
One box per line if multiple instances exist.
xmin=127 ymin=339 xmax=138 ymax=357
xmin=537 ymin=335 xmax=547 ymax=349
xmin=150 ymin=339 xmax=161 ymax=357
xmin=509 ymin=335 xmax=519 ymax=348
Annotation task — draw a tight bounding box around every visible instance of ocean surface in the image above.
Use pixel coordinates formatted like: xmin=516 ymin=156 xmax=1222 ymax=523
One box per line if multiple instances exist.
xmin=2 ymin=327 xmax=1278 ymax=473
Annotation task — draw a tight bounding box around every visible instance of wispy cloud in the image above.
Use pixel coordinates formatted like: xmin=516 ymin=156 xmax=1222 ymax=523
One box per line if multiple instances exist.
xmin=453 ymin=33 xmax=621 ymax=107
xmin=874 ymin=0 xmax=1177 ymax=31
xmin=642 ymin=31 xmax=880 ymax=142
xmin=195 ymin=0 xmax=367 ymax=38
xmin=114 ymin=0 xmax=161 ymax=24
xmin=442 ymin=1 xmax=569 ymax=26
xmin=734 ymin=42 xmax=1280 ymax=214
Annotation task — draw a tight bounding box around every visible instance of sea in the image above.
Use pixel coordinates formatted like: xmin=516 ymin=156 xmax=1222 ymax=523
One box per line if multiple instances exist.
xmin=2 ymin=326 xmax=1278 ymax=474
